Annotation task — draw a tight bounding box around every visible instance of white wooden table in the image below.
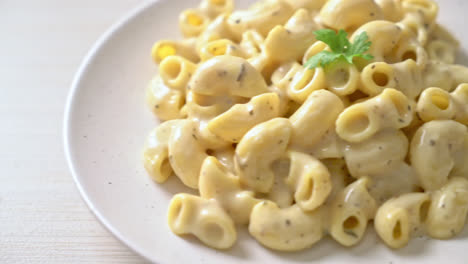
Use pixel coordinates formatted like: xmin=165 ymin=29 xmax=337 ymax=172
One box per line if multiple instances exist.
xmin=0 ymin=1 xmax=149 ymax=262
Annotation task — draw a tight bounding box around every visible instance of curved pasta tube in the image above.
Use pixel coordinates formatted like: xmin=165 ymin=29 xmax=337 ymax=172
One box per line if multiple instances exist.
xmin=268 ymin=85 xmax=291 ymax=117
xmin=429 ymin=23 xmax=460 ymax=47
xmin=263 ymin=9 xmax=318 ymax=63
xmin=423 ymin=62 xmax=468 ymax=93
xmin=374 ymin=193 xmax=431 ymax=249
xmin=391 ymin=36 xmax=429 ymax=66
xmin=401 ymin=0 xmax=438 ymax=24
xmin=271 ymin=62 xmax=302 ymax=92
xmin=235 ymin=118 xmax=292 ymax=193
xmin=410 ymin=120 xmax=468 ymax=191
xmin=186 ymin=90 xmax=251 ymax=123
xmin=427 ymin=39 xmax=456 ymax=64
xmin=151 ymin=38 xmax=199 ymax=64
xmin=185 ymin=90 xmax=249 ymax=149
xmin=198 ymin=0 xmax=234 ymax=19
xmin=287 ymin=66 xmax=326 ymax=103
xmin=167 ymin=194 xmax=236 ymax=249
xmin=336 ymin=88 xmax=413 ymax=142
xmin=244 ymin=53 xmax=269 ymax=78
xmin=239 ymin=30 xmax=265 ymax=57
xmin=351 ymin=20 xmax=402 ymax=63
xmin=271 ymin=62 xmax=295 ymax=86
xmin=285 ymin=0 xmax=326 ymax=11
xmin=343 ymin=130 xmax=409 ymax=178
xmin=196 ymin=14 xmax=239 ymax=52
xmin=199 ymin=39 xmax=247 ymax=61
xmin=289 ymin=90 xmax=344 ymax=151
xmin=227 ymin=0 xmax=294 ymax=38
xmin=245 ymin=53 xmax=286 ymax=81
xmin=329 ymin=178 xmax=377 ymax=247
xmin=207 ymin=93 xmax=280 ymax=143
xmin=302 ymin=41 xmax=329 ymax=65
xmin=367 ymin=162 xmax=420 ymax=204
xmin=185 ymin=90 xmax=233 ymax=121
xmin=360 ymin=62 xmax=397 ymax=96
xmin=159 ymin=55 xmax=197 ymax=92
xmin=391 ymin=59 xmax=423 ymax=99
xmin=308 ymin=126 xmax=344 ymax=159
xmin=143 ymin=120 xmax=182 ymax=183
xmin=325 ymin=61 xmax=360 ymax=96
xmin=249 ymin=202 xmax=325 ymax=251
xmin=375 ymin=0 xmax=404 ymax=22
xmin=426 ymin=23 xmax=459 ymax=64
xmin=338 ymin=101 xmax=376 ymax=141
xmin=179 ymin=9 xmax=210 ymax=38
xmin=395 ymin=12 xmax=431 ymax=46
xmin=197 ymin=119 xmax=233 ymax=149
xmin=146 ymin=76 xmax=185 ymax=121
xmin=210 ymin=147 xmax=236 ymax=173
xmin=168 ymin=120 xmax=208 ymax=189
xmin=426 ymin=177 xmax=468 ymax=239
xmin=416 ymin=87 xmax=456 ymax=122
xmin=285 ymin=151 xmax=331 ymax=211
xmin=319 ymin=0 xmax=383 ymax=31
xmin=199 ymin=156 xmax=261 ymax=224
xmin=189 ymin=55 xmax=269 ymax=98
xmin=452 ymin=84 xmax=468 ymax=125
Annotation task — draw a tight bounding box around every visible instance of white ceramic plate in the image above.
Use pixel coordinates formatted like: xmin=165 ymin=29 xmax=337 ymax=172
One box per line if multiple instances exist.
xmin=64 ymin=0 xmax=468 ymax=263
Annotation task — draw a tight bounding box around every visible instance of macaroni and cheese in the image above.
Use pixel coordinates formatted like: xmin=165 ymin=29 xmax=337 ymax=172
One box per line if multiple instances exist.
xmin=143 ymin=0 xmax=468 ymax=251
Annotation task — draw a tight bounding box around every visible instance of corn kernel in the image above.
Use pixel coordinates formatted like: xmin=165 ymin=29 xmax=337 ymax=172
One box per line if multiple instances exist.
xmin=187 ymin=13 xmax=203 ymax=26
xmin=152 ymin=44 xmax=176 ymax=62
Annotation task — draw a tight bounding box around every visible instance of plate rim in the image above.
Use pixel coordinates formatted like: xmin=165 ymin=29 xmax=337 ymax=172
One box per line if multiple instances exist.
xmin=63 ymin=0 xmax=160 ymax=262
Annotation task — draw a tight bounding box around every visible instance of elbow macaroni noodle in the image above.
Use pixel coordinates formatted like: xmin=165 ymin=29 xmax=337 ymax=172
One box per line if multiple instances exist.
xmin=374 ymin=192 xmax=431 ymax=248
xmin=143 ymin=0 xmax=468 ymax=252
xmin=329 ymin=177 xmax=377 ymax=246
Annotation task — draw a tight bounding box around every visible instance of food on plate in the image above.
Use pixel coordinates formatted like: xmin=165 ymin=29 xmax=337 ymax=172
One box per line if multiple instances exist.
xmin=143 ymin=0 xmax=468 ymax=251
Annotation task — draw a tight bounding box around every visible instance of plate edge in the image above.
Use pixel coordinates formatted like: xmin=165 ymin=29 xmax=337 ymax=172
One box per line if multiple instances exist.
xmin=62 ymin=1 xmax=163 ymax=263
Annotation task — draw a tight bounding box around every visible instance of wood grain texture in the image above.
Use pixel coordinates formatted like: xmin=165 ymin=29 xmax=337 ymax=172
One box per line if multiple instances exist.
xmin=0 ymin=1 xmax=150 ymax=263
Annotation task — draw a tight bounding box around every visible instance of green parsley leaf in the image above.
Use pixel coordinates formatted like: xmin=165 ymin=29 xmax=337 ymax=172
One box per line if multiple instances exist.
xmin=304 ymin=51 xmax=331 ymax=69
xmin=346 ymin=30 xmax=372 ymax=56
xmin=306 ymin=29 xmax=374 ymax=69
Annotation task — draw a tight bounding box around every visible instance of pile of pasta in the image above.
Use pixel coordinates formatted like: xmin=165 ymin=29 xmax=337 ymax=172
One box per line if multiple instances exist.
xmin=143 ymin=0 xmax=468 ymax=251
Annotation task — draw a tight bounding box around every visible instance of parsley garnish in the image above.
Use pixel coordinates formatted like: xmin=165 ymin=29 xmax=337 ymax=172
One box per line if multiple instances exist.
xmin=305 ymin=29 xmax=374 ymax=69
